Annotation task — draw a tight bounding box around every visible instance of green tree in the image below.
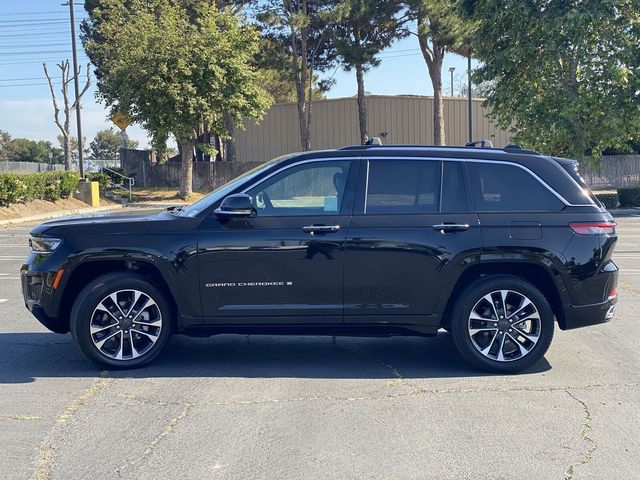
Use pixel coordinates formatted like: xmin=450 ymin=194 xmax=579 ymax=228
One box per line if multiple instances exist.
xmin=334 ymin=0 xmax=406 ymax=144
xmin=409 ymin=0 xmax=470 ymax=145
xmin=83 ymin=0 xmax=271 ymax=197
xmin=5 ymin=138 xmax=63 ymax=163
xmin=0 ymin=130 xmax=11 ymax=161
xmin=257 ymin=0 xmax=339 ymax=150
xmin=469 ymin=0 xmax=640 ymax=160
xmin=88 ymin=128 xmax=139 ymax=159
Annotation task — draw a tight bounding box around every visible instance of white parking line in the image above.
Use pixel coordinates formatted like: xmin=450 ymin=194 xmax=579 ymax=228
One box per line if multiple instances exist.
xmin=0 ymin=299 xmax=8 ymax=303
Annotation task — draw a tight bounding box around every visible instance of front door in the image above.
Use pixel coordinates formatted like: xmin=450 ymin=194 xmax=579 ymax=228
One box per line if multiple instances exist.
xmin=197 ymin=158 xmax=358 ymax=324
xmin=344 ymin=157 xmax=481 ymax=327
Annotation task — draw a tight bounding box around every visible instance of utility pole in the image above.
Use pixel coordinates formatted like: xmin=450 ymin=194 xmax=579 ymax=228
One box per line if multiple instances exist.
xmin=449 ymin=67 xmax=455 ymax=97
xmin=67 ymin=1 xmax=85 ymax=178
xmin=467 ymin=48 xmax=473 ymax=143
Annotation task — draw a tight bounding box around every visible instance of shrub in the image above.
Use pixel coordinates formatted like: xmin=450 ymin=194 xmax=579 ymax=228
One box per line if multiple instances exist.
xmin=595 ymin=193 xmax=619 ymax=210
xmin=85 ymin=172 xmax=112 ymax=192
xmin=0 ymin=171 xmax=80 ymax=207
xmin=617 ymin=188 xmax=640 ymax=208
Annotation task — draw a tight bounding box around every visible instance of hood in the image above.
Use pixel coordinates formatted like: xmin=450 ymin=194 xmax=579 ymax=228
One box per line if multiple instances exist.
xmin=30 ymin=209 xmax=177 ymax=236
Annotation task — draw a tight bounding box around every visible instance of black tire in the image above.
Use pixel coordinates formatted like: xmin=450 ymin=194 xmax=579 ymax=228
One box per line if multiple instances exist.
xmin=70 ymin=272 xmax=173 ymax=369
xmin=450 ymin=275 xmax=554 ymax=373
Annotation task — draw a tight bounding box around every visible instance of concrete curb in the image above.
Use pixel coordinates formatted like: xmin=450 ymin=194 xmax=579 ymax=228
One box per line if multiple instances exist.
xmin=0 ymin=205 xmax=124 ymax=227
xmin=610 ymin=208 xmax=640 ymax=217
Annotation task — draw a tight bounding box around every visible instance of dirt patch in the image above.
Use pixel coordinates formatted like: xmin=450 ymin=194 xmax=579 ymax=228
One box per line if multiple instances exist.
xmin=127 ymin=188 xmax=205 ymax=204
xmin=0 ymin=197 xmax=117 ymax=221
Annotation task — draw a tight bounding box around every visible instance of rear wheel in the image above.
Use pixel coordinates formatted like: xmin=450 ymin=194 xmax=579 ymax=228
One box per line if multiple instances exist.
xmin=70 ymin=273 xmax=172 ymax=369
xmin=450 ymin=276 xmax=554 ymax=373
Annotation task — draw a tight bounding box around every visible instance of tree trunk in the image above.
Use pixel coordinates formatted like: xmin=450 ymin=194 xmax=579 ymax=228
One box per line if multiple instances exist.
xmin=223 ymin=112 xmax=237 ymax=161
xmin=431 ymin=64 xmax=445 ymax=146
xmin=63 ymin=134 xmax=72 ymax=171
xmin=424 ymin=48 xmax=445 ymax=146
xmin=355 ymin=62 xmax=368 ymax=144
xmin=178 ymin=137 xmax=194 ymax=198
xmin=290 ymin=0 xmax=311 ymax=151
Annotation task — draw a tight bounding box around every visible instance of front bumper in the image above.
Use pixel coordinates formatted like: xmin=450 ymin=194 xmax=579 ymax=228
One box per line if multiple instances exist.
xmin=21 ymin=269 xmax=67 ymax=333
xmin=562 ymin=295 xmax=618 ymax=330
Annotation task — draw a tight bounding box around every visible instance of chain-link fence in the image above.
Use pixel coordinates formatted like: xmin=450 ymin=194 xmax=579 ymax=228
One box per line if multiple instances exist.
xmin=0 ymin=161 xmax=65 ymax=173
xmin=0 ymin=159 xmax=120 ymax=174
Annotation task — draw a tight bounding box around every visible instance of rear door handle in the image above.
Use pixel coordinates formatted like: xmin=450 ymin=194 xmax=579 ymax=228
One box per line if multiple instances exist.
xmin=302 ymin=225 xmax=341 ymax=234
xmin=433 ymin=223 xmax=469 ymax=233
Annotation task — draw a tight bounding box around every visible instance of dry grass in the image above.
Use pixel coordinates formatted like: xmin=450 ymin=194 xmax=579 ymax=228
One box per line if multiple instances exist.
xmin=0 ymin=197 xmax=117 ymax=221
xmin=125 ymin=188 xmax=206 ymax=204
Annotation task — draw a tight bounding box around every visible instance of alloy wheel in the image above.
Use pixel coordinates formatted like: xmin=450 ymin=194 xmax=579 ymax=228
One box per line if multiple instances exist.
xmin=467 ymin=289 xmax=541 ymax=362
xmin=89 ymin=289 xmax=163 ymax=361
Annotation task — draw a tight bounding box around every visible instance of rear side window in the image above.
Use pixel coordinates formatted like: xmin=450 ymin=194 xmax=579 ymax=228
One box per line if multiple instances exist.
xmin=467 ymin=162 xmax=564 ymax=212
xmin=366 ymin=160 xmax=440 ymax=214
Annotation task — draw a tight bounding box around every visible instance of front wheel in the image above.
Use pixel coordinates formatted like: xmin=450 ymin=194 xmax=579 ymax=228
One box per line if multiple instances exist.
xmin=450 ymin=276 xmax=554 ymax=373
xmin=70 ymin=273 xmax=173 ymax=369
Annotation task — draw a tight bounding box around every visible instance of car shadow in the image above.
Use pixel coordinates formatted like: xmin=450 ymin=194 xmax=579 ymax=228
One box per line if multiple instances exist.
xmin=0 ymin=331 xmax=551 ymax=384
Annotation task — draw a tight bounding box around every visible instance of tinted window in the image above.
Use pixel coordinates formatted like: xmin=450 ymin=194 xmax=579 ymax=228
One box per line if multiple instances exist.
xmin=441 ymin=161 xmax=470 ymax=213
xmin=468 ymin=162 xmax=563 ymax=212
xmin=366 ymin=160 xmax=440 ymax=214
xmin=246 ymin=160 xmax=351 ymax=216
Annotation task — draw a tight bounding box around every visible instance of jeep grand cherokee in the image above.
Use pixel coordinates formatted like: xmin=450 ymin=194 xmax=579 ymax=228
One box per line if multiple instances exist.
xmin=21 ymin=143 xmax=618 ymax=372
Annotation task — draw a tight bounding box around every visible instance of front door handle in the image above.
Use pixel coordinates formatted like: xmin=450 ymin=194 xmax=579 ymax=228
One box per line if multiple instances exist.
xmin=302 ymin=224 xmax=341 ymax=234
xmin=433 ymin=223 xmax=470 ymax=233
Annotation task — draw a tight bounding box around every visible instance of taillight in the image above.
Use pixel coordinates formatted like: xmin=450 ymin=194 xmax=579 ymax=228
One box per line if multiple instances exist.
xmin=608 ymin=288 xmax=617 ymax=300
xmin=569 ymin=222 xmax=616 ymax=235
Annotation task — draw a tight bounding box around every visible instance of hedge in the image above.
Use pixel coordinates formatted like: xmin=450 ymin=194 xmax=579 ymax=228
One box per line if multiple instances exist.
xmin=595 ymin=193 xmax=619 ymax=210
xmin=0 ymin=171 xmax=80 ymax=207
xmin=617 ymin=187 xmax=640 ymax=208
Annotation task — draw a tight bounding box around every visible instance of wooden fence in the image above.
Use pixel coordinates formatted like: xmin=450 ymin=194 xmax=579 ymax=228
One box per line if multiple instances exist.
xmin=122 ymin=153 xmax=263 ymax=191
xmin=579 ymin=155 xmax=640 ymax=190
xmin=122 ymin=151 xmax=640 ymax=192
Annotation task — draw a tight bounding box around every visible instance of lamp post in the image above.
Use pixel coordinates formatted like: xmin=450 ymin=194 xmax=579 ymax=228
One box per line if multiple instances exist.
xmin=467 ymin=47 xmax=473 ymax=143
xmin=449 ymin=67 xmax=455 ymax=97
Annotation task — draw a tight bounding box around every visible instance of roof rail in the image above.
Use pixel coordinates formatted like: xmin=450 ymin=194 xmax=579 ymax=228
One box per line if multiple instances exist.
xmin=465 ymin=139 xmax=494 ymax=148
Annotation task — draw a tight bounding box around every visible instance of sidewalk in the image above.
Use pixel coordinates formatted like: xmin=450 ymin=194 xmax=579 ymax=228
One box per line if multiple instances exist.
xmin=610 ymin=208 xmax=640 ymax=217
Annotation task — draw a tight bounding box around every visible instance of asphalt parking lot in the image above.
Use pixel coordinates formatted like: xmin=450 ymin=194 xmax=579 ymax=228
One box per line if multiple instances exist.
xmin=1 ymin=216 xmax=639 ymax=480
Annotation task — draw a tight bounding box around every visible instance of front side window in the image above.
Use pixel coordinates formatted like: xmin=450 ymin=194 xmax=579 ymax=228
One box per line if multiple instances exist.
xmin=246 ymin=160 xmax=351 ymax=216
xmin=366 ymin=160 xmax=440 ymax=214
xmin=467 ymin=162 xmax=564 ymax=212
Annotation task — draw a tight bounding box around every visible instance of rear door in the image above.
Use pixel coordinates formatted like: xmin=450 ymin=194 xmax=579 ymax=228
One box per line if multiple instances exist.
xmin=343 ymin=157 xmax=481 ymax=328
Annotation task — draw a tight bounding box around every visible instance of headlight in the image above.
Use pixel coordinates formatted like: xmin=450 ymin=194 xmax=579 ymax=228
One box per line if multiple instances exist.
xmin=29 ymin=237 xmax=62 ymax=254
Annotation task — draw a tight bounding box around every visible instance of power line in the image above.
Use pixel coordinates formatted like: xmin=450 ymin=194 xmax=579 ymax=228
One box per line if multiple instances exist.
xmin=0 ymin=31 xmax=71 ymax=38
xmin=0 ymin=21 xmax=70 ymax=28
xmin=0 ymin=11 xmax=67 ymax=16
xmin=0 ymin=76 xmax=63 ymax=81
xmin=0 ymin=50 xmax=76 ymax=56
xmin=0 ymin=42 xmax=71 ymax=49
xmin=0 ymin=18 xmax=70 ymax=24
xmin=0 ymin=82 xmax=62 ymax=88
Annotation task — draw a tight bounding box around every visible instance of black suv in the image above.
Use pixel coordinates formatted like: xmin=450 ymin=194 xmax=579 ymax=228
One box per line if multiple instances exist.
xmin=21 ymin=144 xmax=619 ymax=372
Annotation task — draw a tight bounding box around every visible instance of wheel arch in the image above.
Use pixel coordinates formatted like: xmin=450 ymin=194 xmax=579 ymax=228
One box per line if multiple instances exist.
xmin=58 ymin=256 xmax=180 ymax=333
xmin=439 ymin=261 xmax=568 ymax=329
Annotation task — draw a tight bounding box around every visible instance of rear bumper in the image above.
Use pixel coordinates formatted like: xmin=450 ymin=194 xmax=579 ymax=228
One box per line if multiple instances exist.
xmin=562 ymin=295 xmax=618 ymax=330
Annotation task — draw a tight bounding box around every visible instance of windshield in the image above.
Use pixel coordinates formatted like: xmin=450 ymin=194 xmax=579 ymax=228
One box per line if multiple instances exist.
xmin=180 ymin=155 xmax=293 ymax=217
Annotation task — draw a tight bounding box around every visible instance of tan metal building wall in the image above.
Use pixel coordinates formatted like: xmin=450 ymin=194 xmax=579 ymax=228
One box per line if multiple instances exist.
xmin=235 ymin=95 xmax=512 ymax=162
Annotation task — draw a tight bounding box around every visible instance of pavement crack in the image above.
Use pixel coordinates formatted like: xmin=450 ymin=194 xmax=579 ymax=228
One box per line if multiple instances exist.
xmin=31 ymin=374 xmax=112 ymax=480
xmin=563 ymin=389 xmax=597 ymax=480
xmin=115 ymin=402 xmax=192 ymax=477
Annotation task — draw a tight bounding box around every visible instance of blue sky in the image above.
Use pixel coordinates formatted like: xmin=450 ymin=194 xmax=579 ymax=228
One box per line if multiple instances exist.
xmin=0 ymin=0 xmax=477 ymax=148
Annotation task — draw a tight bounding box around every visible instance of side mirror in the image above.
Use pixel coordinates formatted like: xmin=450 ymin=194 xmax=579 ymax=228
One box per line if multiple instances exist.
xmin=214 ymin=193 xmax=255 ymax=217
